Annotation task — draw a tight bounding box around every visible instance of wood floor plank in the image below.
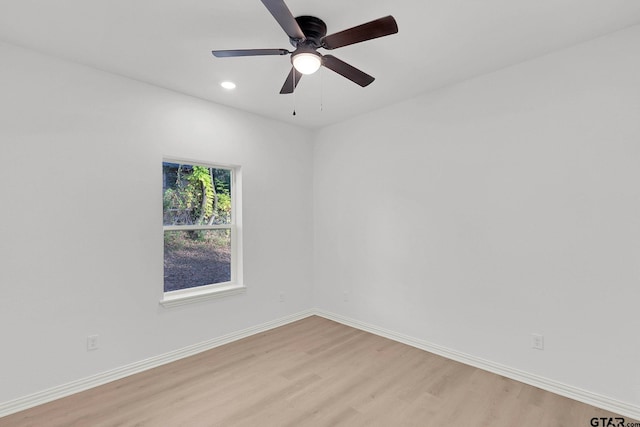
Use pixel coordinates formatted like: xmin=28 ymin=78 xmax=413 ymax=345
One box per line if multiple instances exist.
xmin=1 ymin=316 xmax=635 ymax=427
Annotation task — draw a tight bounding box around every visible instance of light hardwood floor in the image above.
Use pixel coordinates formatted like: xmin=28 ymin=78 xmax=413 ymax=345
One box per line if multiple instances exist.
xmin=1 ymin=316 xmax=635 ymax=426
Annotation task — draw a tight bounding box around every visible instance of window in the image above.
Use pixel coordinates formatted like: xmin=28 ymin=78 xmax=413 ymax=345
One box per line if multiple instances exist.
xmin=161 ymin=160 xmax=243 ymax=306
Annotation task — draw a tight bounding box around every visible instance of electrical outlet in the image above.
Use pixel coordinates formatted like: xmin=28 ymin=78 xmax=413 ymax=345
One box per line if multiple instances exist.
xmin=531 ymin=333 xmax=544 ymax=350
xmin=87 ymin=335 xmax=99 ymax=351
xmin=279 ymin=292 xmax=285 ymax=303
xmin=343 ymin=291 xmax=349 ymax=302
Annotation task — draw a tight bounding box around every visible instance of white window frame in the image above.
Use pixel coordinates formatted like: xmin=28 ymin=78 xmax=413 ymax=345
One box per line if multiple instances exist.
xmin=160 ymin=159 xmax=244 ymax=308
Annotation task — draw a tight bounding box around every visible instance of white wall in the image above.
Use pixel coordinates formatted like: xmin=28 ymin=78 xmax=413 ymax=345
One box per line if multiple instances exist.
xmin=314 ymin=25 xmax=640 ymax=406
xmin=0 ymin=42 xmax=314 ymax=403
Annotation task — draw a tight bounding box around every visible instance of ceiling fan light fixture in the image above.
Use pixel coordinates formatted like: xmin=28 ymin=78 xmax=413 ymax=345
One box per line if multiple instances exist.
xmin=211 ymin=0 xmax=399 ymax=94
xmin=292 ymin=51 xmax=322 ymax=75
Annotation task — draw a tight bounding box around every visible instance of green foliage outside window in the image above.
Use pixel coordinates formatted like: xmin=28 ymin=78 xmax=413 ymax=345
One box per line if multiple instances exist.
xmin=163 ymin=161 xmax=234 ymax=291
xmin=163 ymin=163 xmax=232 ymax=226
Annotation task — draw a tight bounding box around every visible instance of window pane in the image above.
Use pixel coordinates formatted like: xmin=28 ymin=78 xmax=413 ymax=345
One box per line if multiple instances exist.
xmin=164 ymin=229 xmax=231 ymax=292
xmin=163 ymin=162 xmax=232 ymax=226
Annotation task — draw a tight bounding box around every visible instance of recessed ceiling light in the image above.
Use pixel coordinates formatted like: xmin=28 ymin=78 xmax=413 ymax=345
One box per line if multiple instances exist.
xmin=220 ymin=81 xmax=236 ymax=90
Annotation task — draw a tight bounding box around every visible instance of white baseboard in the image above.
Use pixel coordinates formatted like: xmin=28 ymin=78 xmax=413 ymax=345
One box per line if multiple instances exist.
xmin=314 ymin=309 xmax=640 ymax=421
xmin=0 ymin=309 xmax=314 ymax=418
xmin=3 ymin=308 xmax=638 ymax=421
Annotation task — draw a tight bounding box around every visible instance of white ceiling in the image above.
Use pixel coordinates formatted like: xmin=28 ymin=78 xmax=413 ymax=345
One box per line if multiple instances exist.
xmin=2 ymin=0 xmax=640 ymax=129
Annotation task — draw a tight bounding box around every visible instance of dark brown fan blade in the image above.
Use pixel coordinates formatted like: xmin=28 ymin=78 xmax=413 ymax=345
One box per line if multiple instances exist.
xmin=322 ymin=16 xmax=398 ymax=50
xmin=261 ymin=0 xmax=306 ymax=41
xmin=279 ymin=67 xmax=303 ymax=94
xmin=322 ymin=55 xmax=374 ymax=87
xmin=212 ymin=49 xmax=289 ymax=58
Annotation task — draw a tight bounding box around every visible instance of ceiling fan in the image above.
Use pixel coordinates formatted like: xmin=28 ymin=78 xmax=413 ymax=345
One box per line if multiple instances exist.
xmin=212 ymin=0 xmax=398 ymax=94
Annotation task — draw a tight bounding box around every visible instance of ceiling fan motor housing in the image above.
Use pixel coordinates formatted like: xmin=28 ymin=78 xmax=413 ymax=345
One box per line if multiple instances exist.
xmin=290 ymin=16 xmax=327 ymax=48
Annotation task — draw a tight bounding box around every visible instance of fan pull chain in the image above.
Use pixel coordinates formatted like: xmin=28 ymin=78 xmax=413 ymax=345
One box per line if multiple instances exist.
xmin=320 ymin=66 xmax=324 ymax=112
xmin=292 ymin=71 xmax=297 ymax=116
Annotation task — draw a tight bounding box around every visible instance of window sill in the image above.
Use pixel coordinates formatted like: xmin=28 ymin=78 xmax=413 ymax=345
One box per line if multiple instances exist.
xmin=160 ymin=283 xmax=246 ymax=308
